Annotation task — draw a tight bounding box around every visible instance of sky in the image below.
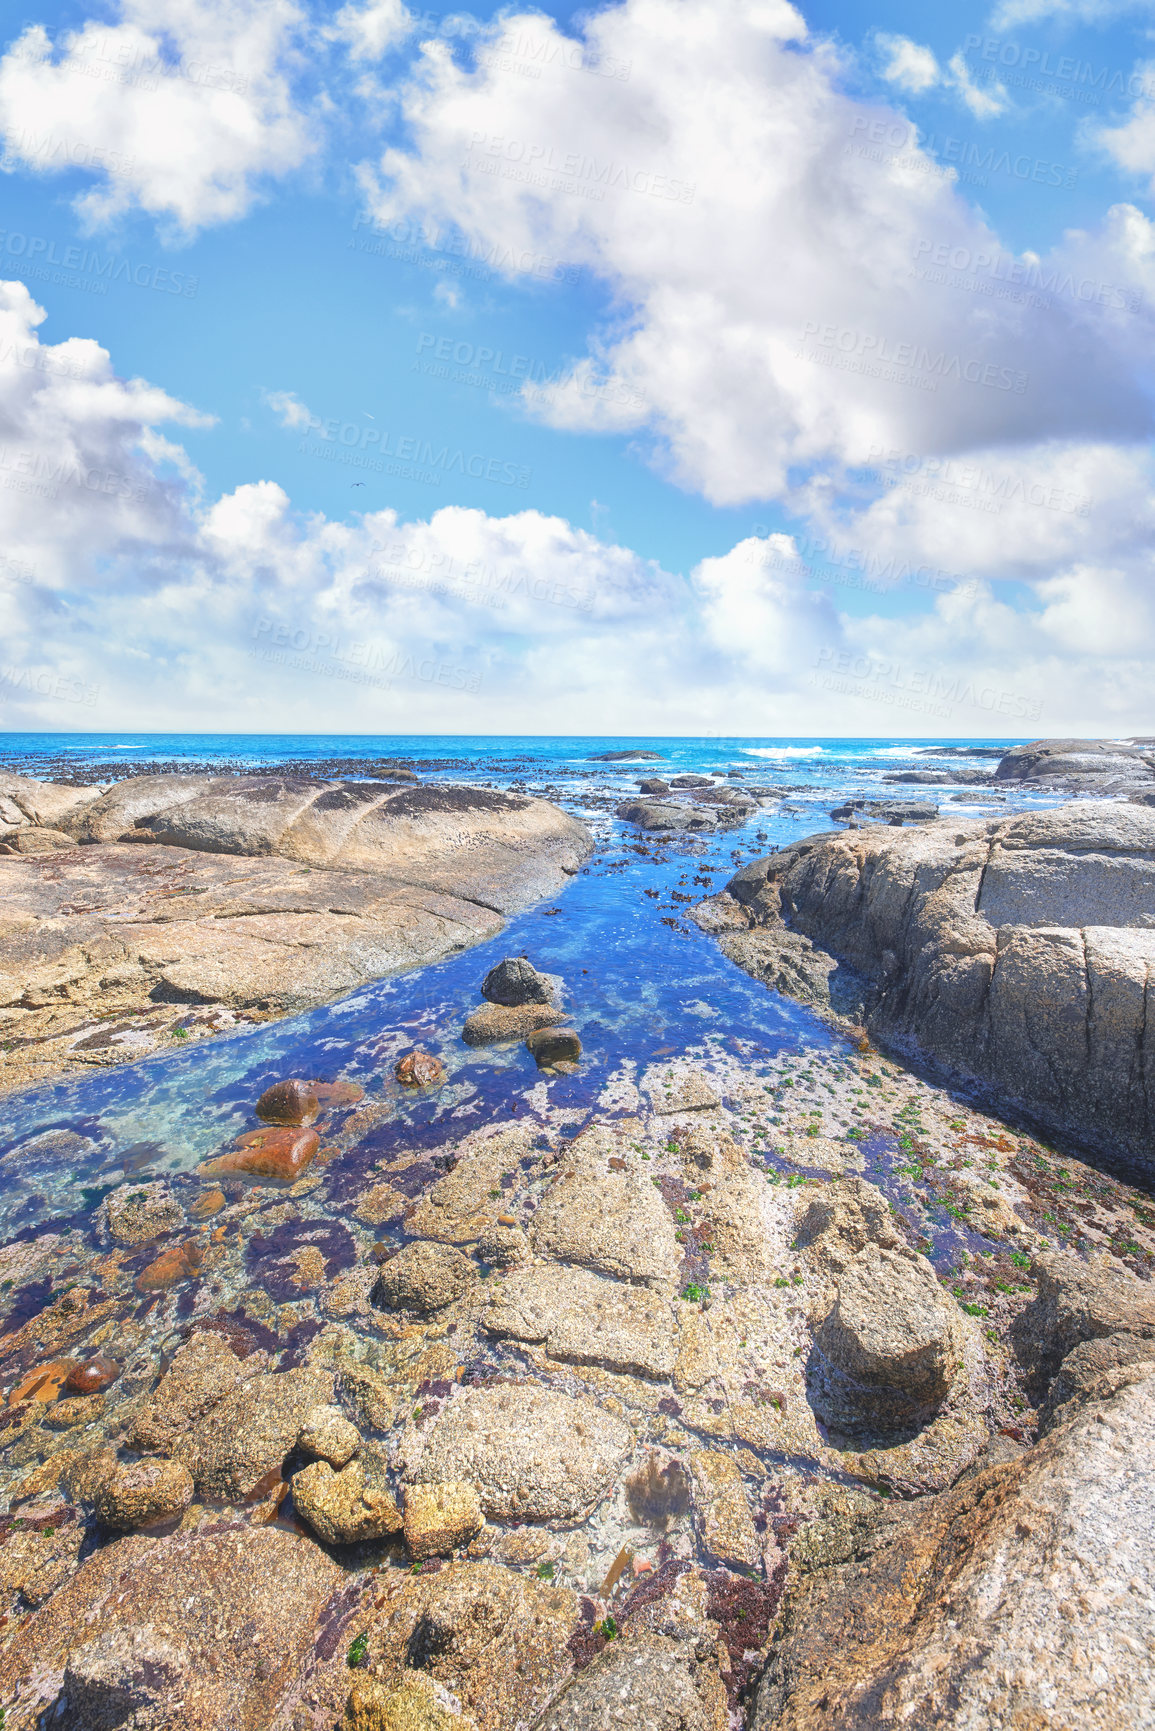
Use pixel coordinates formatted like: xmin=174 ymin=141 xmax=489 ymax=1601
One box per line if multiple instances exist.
xmin=0 ymin=0 xmax=1154 ymax=735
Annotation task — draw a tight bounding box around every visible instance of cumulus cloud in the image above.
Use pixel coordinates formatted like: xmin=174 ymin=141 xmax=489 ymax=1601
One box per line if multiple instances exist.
xmin=365 ymin=0 xmax=1152 ymax=510
xmin=875 ymin=34 xmax=1007 ymax=116
xmin=1097 ymin=69 xmax=1155 ymax=192
xmin=325 ymin=0 xmax=412 ymax=62
xmin=1 ymin=278 xmax=1150 ymax=738
xmin=875 ymin=34 xmax=940 ymax=95
xmin=0 ymin=0 xmax=317 ymax=234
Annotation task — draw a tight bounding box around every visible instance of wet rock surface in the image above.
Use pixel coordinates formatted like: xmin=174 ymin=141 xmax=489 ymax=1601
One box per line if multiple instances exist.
xmin=0 ymin=1037 xmax=1149 ymax=1727
xmin=372 ymin=1242 xmax=477 ymax=1314
xmin=292 ymin=1451 xmax=403 ymax=1545
xmin=174 ymin=1364 xmax=333 ymax=1498
xmin=462 ymin=1002 xmax=567 ymax=1045
xmin=0 ymin=1522 xmax=343 ymax=1730
xmin=539 ymin=1633 xmax=729 ymax=1731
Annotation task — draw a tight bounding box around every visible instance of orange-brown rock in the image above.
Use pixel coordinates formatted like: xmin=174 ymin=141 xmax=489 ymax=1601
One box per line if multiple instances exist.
xmin=190 ymin=1188 xmax=226 ymax=1221
xmin=8 ymin=1358 xmax=76 ymax=1405
xmin=395 ymin=1050 xmax=447 ymax=1087
xmin=136 ymin=1241 xmax=203 ymax=1293
xmin=312 ymin=1079 xmax=365 ymax=1107
xmin=525 ymin=1027 xmax=581 ymax=1069
xmin=63 ymin=1354 xmax=120 ymax=1396
xmin=200 ymin=1126 xmax=320 ymax=1183
xmin=254 ymin=1078 xmax=321 ymax=1125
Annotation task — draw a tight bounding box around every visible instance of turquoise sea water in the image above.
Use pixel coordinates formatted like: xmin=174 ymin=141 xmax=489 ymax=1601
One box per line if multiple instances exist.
xmin=0 ymin=735 xmax=1058 ymax=1267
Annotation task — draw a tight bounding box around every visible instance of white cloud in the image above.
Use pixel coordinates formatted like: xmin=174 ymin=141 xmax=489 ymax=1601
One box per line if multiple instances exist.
xmin=945 ymin=50 xmax=1008 ymax=119
xmin=0 ymin=279 xmax=209 ymax=580
xmin=325 ymin=0 xmax=412 ymax=62
xmin=262 ymin=388 xmax=315 ymax=431
xmin=876 ymin=34 xmax=940 ymax=95
xmin=3 ymin=278 xmax=1154 ymax=739
xmin=1097 ymin=67 xmax=1155 ymax=192
xmin=874 ymin=34 xmax=1007 ymax=116
xmin=364 ymin=0 xmax=1151 ymax=511
xmin=991 ymin=0 xmax=1147 ymax=24
xmin=0 ymin=0 xmax=317 ymax=235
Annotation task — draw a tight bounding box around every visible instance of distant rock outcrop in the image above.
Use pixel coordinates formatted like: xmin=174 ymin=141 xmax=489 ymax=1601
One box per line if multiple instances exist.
xmin=994 ymin=736 xmax=1155 ymax=796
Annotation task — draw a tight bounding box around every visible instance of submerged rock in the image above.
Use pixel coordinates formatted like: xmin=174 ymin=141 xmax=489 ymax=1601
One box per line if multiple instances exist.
xmin=291 ymin=1452 xmax=402 ymax=1546
xmin=395 ymin=1050 xmax=447 ymax=1087
xmin=538 ymin=1634 xmax=728 ymax=1731
xmin=131 ymin=1330 xmax=262 ymax=1454
xmin=200 ymin=1124 xmax=320 ymax=1183
xmin=350 ymin=1560 xmax=577 ymax=1729
xmin=403 ymin=1481 xmax=484 ymax=1560
xmin=406 ymin=1384 xmax=631 ymax=1521
xmin=102 ymin=1182 xmax=183 ymax=1246
xmin=371 ymin=1242 xmax=476 ymax=1315
xmin=0 ymin=1522 xmax=342 ymax=1730
xmin=299 ymin=1403 xmax=362 ymax=1469
xmin=58 ymin=1624 xmax=190 ymax=1731
xmin=688 ymin=1450 xmax=761 ymax=1571
xmin=64 ymin=1354 xmax=119 ymax=1396
xmin=174 ymin=1365 xmax=333 ymax=1499
xmin=344 ymin=1673 xmax=467 ymax=1730
xmin=254 ymin=1077 xmax=321 ymax=1125
xmin=525 ymin=1026 xmax=582 ymax=1068
xmin=92 ymin=1457 xmax=194 ymax=1531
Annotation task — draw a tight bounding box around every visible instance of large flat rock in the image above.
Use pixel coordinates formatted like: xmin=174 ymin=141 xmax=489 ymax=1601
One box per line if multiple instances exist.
xmin=0 ymin=776 xmax=592 ymax=1091
xmin=703 ymin=803 xmax=1155 ymax=1179
xmin=404 ymin=1383 xmax=632 ymax=1521
xmin=60 ymin=774 xmax=590 ymax=914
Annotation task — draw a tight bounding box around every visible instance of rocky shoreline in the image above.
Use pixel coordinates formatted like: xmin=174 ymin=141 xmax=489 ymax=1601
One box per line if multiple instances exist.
xmin=695 ymin=797 xmax=1155 ymax=1184
xmin=0 ymin=1024 xmax=1151 ymax=1729
xmin=0 ymin=771 xmax=592 ymax=1095
xmin=0 ymin=738 xmax=1152 ymax=1728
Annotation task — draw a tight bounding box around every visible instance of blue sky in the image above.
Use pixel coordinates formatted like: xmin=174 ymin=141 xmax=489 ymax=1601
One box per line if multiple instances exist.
xmin=0 ymin=0 xmax=1153 ymax=733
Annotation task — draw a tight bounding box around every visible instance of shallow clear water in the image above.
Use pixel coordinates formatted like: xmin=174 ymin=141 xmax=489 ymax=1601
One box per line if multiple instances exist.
xmin=0 ymin=734 xmax=1060 ymax=1261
